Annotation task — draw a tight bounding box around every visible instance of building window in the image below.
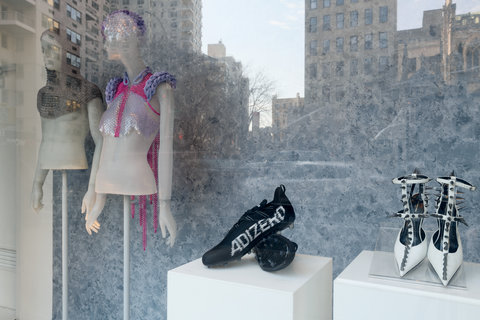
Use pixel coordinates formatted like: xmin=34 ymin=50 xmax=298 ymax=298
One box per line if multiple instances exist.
xmin=1 ymin=33 xmax=7 ymax=49
xmin=16 ymin=38 xmax=24 ymax=52
xmin=322 ymin=39 xmax=330 ymax=54
xmin=322 ymin=86 xmax=330 ymax=102
xmin=67 ymin=28 xmax=81 ymax=45
xmin=350 ymin=11 xmax=358 ymax=27
xmin=123 ymin=0 xmax=129 ymax=4
xmin=323 ymin=0 xmax=330 ymax=8
xmin=1 ymin=90 xmax=8 ymax=104
xmin=310 ymin=17 xmax=318 ymax=33
xmin=92 ymin=1 xmax=100 ymax=10
xmin=310 ymin=40 xmax=318 ymax=56
xmin=379 ymin=56 xmax=389 ymax=73
xmin=336 ymin=13 xmax=344 ymax=29
xmin=351 ymin=0 xmax=358 ymax=3
xmin=336 ymin=37 xmax=344 ymax=53
xmin=322 ymin=63 xmax=331 ymax=78
xmin=66 ymin=52 xmax=81 ymax=68
xmin=336 ymin=86 xmax=345 ymax=101
xmin=350 ymin=58 xmax=358 ymax=76
xmin=365 ymin=8 xmax=373 ymax=25
xmin=138 ymin=0 xmax=144 ymax=4
xmin=47 ymin=0 xmax=60 ymax=10
xmin=309 ymin=63 xmax=317 ymax=79
xmin=310 ymin=0 xmax=317 ymax=9
xmin=379 ymin=32 xmax=388 ymax=48
xmin=336 ymin=61 xmax=344 ymax=77
xmin=350 ymin=35 xmax=358 ymax=52
xmin=336 ymin=0 xmax=344 ymax=6
xmin=365 ymin=33 xmax=373 ymax=50
xmin=364 ymin=57 xmax=374 ymax=75
xmin=67 ymin=4 xmax=82 ymax=23
xmin=323 ymin=15 xmax=330 ymax=31
xmin=380 ymin=6 xmax=388 ymax=23
xmin=42 ymin=15 xmax=60 ymax=34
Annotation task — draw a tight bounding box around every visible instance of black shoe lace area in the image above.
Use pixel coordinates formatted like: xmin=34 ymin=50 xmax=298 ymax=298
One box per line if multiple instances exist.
xmin=233 ymin=199 xmax=273 ymax=228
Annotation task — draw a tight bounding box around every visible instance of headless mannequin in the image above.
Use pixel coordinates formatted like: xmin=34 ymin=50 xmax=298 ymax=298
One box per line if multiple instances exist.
xmin=83 ymin=27 xmax=177 ymax=246
xmin=31 ymin=32 xmax=103 ymax=233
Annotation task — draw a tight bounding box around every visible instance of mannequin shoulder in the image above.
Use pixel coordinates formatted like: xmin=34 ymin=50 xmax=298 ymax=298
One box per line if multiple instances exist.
xmin=105 ymin=77 xmax=123 ymax=104
xmin=82 ymin=79 xmax=103 ymax=102
xmin=144 ymin=72 xmax=176 ymax=101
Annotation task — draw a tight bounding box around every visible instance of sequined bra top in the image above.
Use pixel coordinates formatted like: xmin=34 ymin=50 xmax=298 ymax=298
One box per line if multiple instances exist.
xmin=99 ymin=67 xmax=176 ymax=138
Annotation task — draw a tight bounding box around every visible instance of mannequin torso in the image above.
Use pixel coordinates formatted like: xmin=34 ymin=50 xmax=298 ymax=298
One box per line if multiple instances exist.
xmin=38 ymin=107 xmax=90 ymax=170
xmin=96 ymin=133 xmax=156 ymax=194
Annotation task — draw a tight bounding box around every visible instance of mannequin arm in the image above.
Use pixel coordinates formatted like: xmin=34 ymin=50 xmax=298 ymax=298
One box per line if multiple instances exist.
xmin=85 ymin=193 xmax=106 ymax=235
xmin=31 ymin=161 xmax=49 ymax=213
xmin=81 ymin=97 xmax=104 ymax=216
xmin=157 ymin=83 xmax=177 ymax=246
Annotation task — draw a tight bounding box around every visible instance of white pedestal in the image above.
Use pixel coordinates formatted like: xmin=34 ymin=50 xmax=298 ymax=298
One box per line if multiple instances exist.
xmin=168 ymin=254 xmax=332 ymax=320
xmin=334 ymin=251 xmax=480 ymax=320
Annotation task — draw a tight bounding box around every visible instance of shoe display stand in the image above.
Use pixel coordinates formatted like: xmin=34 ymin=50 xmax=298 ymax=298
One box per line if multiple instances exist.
xmin=370 ymin=227 xmax=466 ymax=287
xmin=334 ymin=251 xmax=480 ymax=320
xmin=168 ymin=254 xmax=332 ymax=320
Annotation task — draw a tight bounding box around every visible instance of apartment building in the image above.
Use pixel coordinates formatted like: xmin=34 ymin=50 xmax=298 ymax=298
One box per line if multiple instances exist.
xmin=114 ymin=0 xmax=202 ymax=52
xmin=305 ymin=0 xmax=397 ymax=107
xmin=37 ymin=0 xmax=108 ymax=84
xmin=272 ymin=93 xmax=304 ymax=143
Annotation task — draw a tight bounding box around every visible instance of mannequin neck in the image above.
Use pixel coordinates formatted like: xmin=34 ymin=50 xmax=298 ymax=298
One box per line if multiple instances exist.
xmin=121 ymin=56 xmax=146 ymax=82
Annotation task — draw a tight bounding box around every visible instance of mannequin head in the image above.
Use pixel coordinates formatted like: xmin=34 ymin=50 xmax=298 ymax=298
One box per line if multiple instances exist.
xmin=102 ymin=10 xmax=145 ymax=61
xmin=40 ymin=31 xmax=62 ymax=71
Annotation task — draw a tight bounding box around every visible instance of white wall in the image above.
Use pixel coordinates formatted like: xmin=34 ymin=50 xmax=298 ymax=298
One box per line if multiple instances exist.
xmin=14 ymin=7 xmax=53 ymax=318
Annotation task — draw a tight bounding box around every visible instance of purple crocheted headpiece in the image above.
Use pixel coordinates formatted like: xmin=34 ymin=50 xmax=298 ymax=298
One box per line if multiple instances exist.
xmin=101 ymin=10 xmax=146 ymax=41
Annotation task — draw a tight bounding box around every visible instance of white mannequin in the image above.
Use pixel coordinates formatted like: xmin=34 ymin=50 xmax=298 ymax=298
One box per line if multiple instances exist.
xmin=32 ymin=32 xmax=103 ymax=233
xmin=83 ymin=16 xmax=177 ymax=246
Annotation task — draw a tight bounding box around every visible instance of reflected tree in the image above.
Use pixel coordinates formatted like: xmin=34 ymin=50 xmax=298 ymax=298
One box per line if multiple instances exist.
xmin=247 ymin=70 xmax=275 ymax=127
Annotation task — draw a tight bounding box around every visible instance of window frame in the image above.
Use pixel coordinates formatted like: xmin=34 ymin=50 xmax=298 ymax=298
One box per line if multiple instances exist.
xmin=323 ymin=15 xmax=331 ymax=31
xmin=336 ymin=37 xmax=344 ymax=53
xmin=350 ymin=11 xmax=358 ymax=27
xmin=310 ymin=17 xmax=318 ymax=33
xmin=365 ymin=33 xmax=373 ymax=50
xmin=336 ymin=13 xmax=344 ymax=29
xmin=379 ymin=6 xmax=388 ymax=23
xmin=365 ymin=8 xmax=373 ymax=25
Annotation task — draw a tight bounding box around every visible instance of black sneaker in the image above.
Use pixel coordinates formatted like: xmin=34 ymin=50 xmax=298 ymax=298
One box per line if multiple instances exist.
xmin=202 ymin=185 xmax=295 ymax=267
xmin=254 ymin=234 xmax=298 ymax=272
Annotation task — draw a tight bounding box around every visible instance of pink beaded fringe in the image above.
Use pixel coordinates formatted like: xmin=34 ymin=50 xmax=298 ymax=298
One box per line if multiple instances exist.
xmin=130 ymin=133 xmax=160 ymax=250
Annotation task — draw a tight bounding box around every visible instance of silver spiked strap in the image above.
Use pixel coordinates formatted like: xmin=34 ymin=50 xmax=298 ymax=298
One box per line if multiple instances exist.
xmin=391 ymin=172 xmax=430 ymax=273
xmin=434 ymin=176 xmax=458 ymax=281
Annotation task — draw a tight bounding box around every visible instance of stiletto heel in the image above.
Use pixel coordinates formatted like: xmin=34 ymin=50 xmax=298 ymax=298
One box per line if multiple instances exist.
xmin=392 ymin=170 xmax=431 ymax=277
xmin=427 ymin=172 xmax=476 ymax=286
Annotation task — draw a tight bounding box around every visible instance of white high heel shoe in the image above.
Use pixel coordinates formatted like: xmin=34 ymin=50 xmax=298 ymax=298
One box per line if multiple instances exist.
xmin=428 ymin=173 xmax=476 ymax=286
xmin=392 ymin=171 xmax=431 ymax=277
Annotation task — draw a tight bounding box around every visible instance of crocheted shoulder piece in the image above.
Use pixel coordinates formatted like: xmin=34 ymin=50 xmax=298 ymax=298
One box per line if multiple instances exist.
xmin=144 ymin=72 xmax=176 ymax=101
xmin=105 ymin=77 xmax=123 ymax=104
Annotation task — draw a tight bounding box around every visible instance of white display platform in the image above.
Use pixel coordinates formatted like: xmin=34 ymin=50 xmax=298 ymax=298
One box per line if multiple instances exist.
xmin=168 ymin=254 xmax=332 ymax=320
xmin=334 ymin=251 xmax=480 ymax=320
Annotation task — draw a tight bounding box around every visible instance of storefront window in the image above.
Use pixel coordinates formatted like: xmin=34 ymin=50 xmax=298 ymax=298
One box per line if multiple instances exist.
xmin=4 ymin=1 xmax=480 ymax=319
